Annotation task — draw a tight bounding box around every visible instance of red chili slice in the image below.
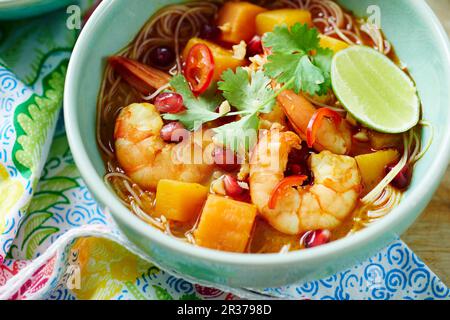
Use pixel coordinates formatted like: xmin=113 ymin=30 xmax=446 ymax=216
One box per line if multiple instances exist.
xmin=183 ymin=43 xmax=215 ymax=95
xmin=306 ymin=108 xmax=342 ymax=148
xmin=268 ymin=175 xmax=307 ymax=210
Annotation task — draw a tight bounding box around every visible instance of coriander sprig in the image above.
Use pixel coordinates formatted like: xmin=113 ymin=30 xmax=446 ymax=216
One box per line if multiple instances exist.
xmin=213 ymin=68 xmax=276 ymax=153
xmin=163 ymin=75 xmax=223 ymax=130
xmin=263 ymin=23 xmax=333 ymax=96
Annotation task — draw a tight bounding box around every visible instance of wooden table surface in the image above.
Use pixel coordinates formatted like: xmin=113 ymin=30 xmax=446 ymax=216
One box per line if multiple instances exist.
xmin=401 ymin=0 xmax=450 ymax=286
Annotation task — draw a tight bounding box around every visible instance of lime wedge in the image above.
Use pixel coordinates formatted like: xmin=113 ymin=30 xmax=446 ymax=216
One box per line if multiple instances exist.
xmin=331 ymin=46 xmax=420 ymax=133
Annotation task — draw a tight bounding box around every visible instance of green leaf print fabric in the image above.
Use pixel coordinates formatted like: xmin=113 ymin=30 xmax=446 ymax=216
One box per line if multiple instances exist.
xmin=0 ymin=2 xmax=448 ymax=301
xmin=0 ymin=13 xmax=74 ymax=256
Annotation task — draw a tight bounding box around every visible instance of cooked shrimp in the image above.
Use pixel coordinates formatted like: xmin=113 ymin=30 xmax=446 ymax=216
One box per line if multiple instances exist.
xmin=249 ymin=129 xmax=361 ymax=235
xmin=115 ymin=103 xmax=215 ymax=190
xmin=277 ymin=90 xmax=352 ymax=155
xmin=259 ymin=102 xmax=287 ymax=129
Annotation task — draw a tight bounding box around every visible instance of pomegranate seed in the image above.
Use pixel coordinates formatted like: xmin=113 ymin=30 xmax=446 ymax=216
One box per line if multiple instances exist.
xmin=160 ymin=122 xmax=187 ymax=143
xmin=301 ymin=230 xmax=331 ymax=248
xmin=150 ymin=46 xmax=175 ymax=68
xmin=200 ymin=24 xmax=221 ymax=41
xmin=286 ymin=164 xmax=303 ymax=176
xmin=223 ymin=175 xmax=245 ymax=197
xmin=386 ymin=163 xmax=412 ymax=190
xmin=154 ymin=92 xmax=185 ymax=114
xmin=213 ymin=147 xmax=241 ymax=172
xmin=246 ymin=35 xmax=264 ymax=57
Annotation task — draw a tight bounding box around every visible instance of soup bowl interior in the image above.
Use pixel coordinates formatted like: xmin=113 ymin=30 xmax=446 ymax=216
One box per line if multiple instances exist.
xmin=64 ymin=0 xmax=450 ymax=289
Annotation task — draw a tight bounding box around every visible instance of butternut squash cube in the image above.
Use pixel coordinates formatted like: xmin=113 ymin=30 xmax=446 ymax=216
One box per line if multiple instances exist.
xmin=355 ymin=149 xmax=400 ymax=193
xmin=217 ymin=1 xmax=267 ymax=44
xmin=256 ymin=9 xmax=313 ymax=35
xmin=319 ymin=34 xmax=349 ymax=53
xmin=182 ymin=38 xmax=246 ymax=82
xmin=155 ymin=179 xmax=208 ymax=222
xmin=194 ymin=195 xmax=257 ymax=253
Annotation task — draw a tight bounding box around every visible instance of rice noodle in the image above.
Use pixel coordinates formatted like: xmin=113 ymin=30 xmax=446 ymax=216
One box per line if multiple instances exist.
xmin=142 ymin=82 xmax=171 ymax=101
xmin=362 ymin=132 xmax=410 ymax=204
xmin=413 ymin=121 xmax=434 ymax=163
xmin=350 ymin=185 xmax=402 ymax=232
xmin=279 ymin=244 xmax=291 ymax=254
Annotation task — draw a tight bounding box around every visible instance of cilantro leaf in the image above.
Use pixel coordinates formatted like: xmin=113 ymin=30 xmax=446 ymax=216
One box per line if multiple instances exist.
xmin=213 ymin=113 xmax=260 ymax=154
xmin=264 ymin=53 xmax=303 ymax=87
xmin=218 ymin=68 xmax=275 ymax=114
xmin=296 ymin=55 xmax=327 ymax=95
xmin=213 ymin=68 xmax=276 ymax=153
xmin=164 ymin=107 xmax=221 ymax=131
xmin=262 ymin=23 xmax=333 ymax=96
xmin=314 ymin=47 xmax=334 ymax=72
xmin=265 ymin=53 xmax=326 ymax=94
xmin=263 ymin=23 xmax=320 ymax=54
xmin=312 ymin=48 xmax=334 ymax=95
xmin=163 ymin=75 xmax=222 ymax=130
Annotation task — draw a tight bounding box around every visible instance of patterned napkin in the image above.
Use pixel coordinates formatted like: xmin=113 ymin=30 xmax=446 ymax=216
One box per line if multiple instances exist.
xmin=0 ymin=3 xmax=448 ymax=301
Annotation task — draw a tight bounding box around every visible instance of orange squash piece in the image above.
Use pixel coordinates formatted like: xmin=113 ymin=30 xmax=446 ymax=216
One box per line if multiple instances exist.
xmin=319 ymin=34 xmax=349 ymax=53
xmin=217 ymin=1 xmax=267 ymax=44
xmin=355 ymin=149 xmax=400 ymax=193
xmin=194 ymin=195 xmax=257 ymax=253
xmin=256 ymin=9 xmax=313 ymax=35
xmin=155 ymin=179 xmax=208 ymax=222
xmin=182 ymin=38 xmax=246 ymax=82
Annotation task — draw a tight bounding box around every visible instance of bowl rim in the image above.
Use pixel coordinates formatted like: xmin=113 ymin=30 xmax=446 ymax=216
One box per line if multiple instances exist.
xmin=65 ymin=0 xmax=450 ymax=266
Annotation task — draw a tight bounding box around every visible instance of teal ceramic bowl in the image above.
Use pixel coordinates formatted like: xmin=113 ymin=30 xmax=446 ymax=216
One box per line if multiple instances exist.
xmin=64 ymin=0 xmax=450 ymax=289
xmin=0 ymin=0 xmax=73 ymax=20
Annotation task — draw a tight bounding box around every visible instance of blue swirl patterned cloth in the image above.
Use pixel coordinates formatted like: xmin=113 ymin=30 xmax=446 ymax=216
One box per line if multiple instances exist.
xmin=0 ymin=2 xmax=449 ymax=301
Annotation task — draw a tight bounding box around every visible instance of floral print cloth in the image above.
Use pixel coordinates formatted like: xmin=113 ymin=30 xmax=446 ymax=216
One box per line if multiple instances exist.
xmin=0 ymin=2 xmax=449 ymax=301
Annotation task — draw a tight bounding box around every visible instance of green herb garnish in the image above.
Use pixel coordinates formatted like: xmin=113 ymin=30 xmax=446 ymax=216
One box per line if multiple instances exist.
xmin=213 ymin=113 xmax=260 ymax=154
xmin=214 ymin=68 xmax=276 ymax=153
xmin=263 ymin=23 xmax=333 ymax=96
xmin=219 ymin=67 xmax=275 ymax=115
xmin=163 ymin=75 xmax=222 ymax=130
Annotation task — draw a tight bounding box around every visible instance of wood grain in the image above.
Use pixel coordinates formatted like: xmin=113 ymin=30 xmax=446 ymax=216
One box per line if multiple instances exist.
xmin=402 ymin=168 xmax=450 ymax=285
xmin=401 ymin=0 xmax=450 ymax=286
